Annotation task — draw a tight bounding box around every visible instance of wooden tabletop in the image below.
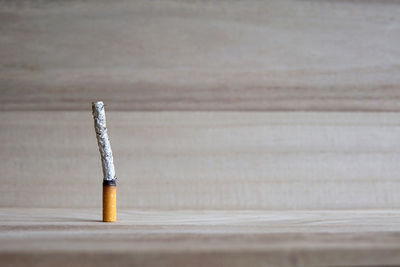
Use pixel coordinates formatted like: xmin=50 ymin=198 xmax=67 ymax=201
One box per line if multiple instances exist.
xmin=1 ymin=209 xmax=400 ymax=267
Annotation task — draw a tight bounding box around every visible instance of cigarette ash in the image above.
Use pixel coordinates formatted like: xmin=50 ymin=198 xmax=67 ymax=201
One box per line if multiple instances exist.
xmin=92 ymin=101 xmax=116 ymax=181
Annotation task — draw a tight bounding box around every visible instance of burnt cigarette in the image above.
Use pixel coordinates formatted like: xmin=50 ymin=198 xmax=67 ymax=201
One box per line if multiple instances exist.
xmin=92 ymin=101 xmax=116 ymax=222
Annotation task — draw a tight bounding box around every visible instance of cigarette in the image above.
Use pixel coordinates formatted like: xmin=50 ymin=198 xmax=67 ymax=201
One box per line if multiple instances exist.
xmin=92 ymin=101 xmax=117 ymax=222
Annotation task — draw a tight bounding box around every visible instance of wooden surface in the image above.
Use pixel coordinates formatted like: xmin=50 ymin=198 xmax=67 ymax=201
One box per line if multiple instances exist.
xmin=2 ymin=111 xmax=400 ymax=210
xmin=1 ymin=209 xmax=400 ymax=267
xmin=1 ymin=0 xmax=400 ymax=111
xmin=1 ymin=0 xmax=400 ymax=265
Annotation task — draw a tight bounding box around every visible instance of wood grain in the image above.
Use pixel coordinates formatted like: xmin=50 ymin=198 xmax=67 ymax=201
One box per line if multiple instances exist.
xmin=2 ymin=111 xmax=400 ymax=210
xmin=1 ymin=209 xmax=400 ymax=267
xmin=2 ymin=1 xmax=400 ymax=264
xmin=1 ymin=0 xmax=400 ymax=111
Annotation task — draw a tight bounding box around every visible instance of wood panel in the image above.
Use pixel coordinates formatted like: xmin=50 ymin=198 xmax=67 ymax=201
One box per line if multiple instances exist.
xmin=2 ymin=1 xmax=400 ymax=264
xmin=1 ymin=0 xmax=400 ymax=111
xmin=1 ymin=209 xmax=400 ymax=267
xmin=2 ymin=111 xmax=400 ymax=209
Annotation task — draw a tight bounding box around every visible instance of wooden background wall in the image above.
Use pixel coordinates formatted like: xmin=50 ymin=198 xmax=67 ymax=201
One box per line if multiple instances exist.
xmin=1 ymin=0 xmax=400 ymax=209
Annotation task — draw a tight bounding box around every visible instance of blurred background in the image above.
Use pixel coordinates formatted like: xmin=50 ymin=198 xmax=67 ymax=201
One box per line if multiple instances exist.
xmin=1 ymin=0 xmax=400 ymax=210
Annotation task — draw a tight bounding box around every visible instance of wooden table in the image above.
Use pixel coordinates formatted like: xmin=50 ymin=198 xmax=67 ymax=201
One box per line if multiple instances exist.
xmin=2 ymin=209 xmax=400 ymax=267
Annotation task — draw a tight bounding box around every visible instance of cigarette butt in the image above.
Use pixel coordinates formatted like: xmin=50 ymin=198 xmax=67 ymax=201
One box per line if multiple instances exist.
xmin=92 ymin=101 xmax=117 ymax=222
xmin=103 ymin=181 xmax=116 ymax=222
